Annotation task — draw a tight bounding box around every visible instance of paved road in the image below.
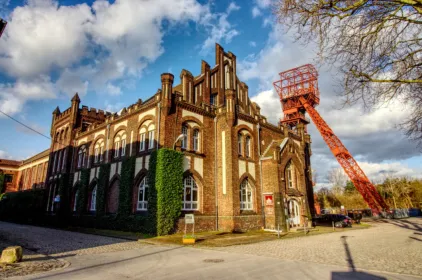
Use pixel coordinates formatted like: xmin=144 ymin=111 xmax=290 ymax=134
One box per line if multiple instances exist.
xmin=0 ymin=218 xmax=421 ymax=280
xmin=213 ymin=218 xmax=422 ymax=276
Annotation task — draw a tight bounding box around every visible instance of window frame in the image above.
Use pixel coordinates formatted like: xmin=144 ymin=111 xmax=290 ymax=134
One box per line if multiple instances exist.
xmin=137 ymin=177 xmax=149 ymax=211
xmin=245 ymin=136 xmax=251 ymax=158
xmin=193 ymin=129 xmax=199 ymax=152
xmin=238 ymin=134 xmax=243 ymax=156
xmin=139 ymin=132 xmax=146 ymax=151
xmin=182 ymin=176 xmax=199 ymax=210
xmin=90 ymin=186 xmax=97 ymax=211
xmin=148 ymin=130 xmax=155 ymax=150
xmin=121 ymin=139 xmax=126 ymax=156
xmin=181 ymin=125 xmax=188 ymax=149
xmin=240 ymin=179 xmax=253 ymax=210
xmin=114 ymin=141 xmax=120 ymax=158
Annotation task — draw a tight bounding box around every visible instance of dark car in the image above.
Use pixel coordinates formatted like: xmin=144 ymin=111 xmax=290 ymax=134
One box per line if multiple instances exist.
xmin=313 ymin=214 xmax=352 ymax=228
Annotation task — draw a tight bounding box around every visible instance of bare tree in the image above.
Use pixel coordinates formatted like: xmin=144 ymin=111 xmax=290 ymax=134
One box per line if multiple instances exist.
xmin=275 ymin=0 xmax=422 ymax=148
xmin=327 ymin=167 xmax=347 ymax=195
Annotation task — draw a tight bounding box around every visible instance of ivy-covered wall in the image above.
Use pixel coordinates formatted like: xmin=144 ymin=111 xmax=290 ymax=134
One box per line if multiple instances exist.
xmin=58 ymin=174 xmax=70 ymax=218
xmin=96 ymin=163 xmax=110 ymax=217
xmin=76 ymin=168 xmax=90 ymax=215
xmin=118 ymin=157 xmax=136 ymax=216
xmin=148 ymin=149 xmax=184 ymax=236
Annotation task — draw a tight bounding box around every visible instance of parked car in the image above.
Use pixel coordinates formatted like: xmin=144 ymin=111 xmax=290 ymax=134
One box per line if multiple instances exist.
xmin=313 ymin=214 xmax=352 ymax=228
xmin=347 ymin=211 xmax=363 ymax=224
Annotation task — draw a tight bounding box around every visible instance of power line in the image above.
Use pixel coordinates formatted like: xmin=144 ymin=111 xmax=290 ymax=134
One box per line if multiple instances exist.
xmin=0 ymin=109 xmax=65 ymax=147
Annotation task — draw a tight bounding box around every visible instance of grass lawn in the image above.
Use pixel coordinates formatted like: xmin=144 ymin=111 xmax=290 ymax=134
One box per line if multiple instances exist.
xmin=140 ymin=223 xmax=371 ymax=247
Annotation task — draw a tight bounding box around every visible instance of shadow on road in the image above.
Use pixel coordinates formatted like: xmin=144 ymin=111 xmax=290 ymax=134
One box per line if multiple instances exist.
xmin=331 ymin=236 xmax=386 ymax=280
xmin=378 ymin=217 xmax=422 ymax=242
xmin=31 ymin=246 xmax=183 ymax=279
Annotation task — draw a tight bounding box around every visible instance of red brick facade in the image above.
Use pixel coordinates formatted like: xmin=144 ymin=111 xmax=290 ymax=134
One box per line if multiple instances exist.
xmin=2 ymin=44 xmax=315 ymax=232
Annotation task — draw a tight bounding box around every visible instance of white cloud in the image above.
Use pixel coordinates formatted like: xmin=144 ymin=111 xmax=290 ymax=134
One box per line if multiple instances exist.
xmin=106 ymin=83 xmax=122 ymax=96
xmin=252 ymin=6 xmax=261 ymax=18
xmin=200 ymin=2 xmax=240 ymax=54
xmin=0 ymin=0 xmax=216 ymax=114
xmin=249 ymin=41 xmax=257 ymax=47
xmin=0 ymin=150 xmax=13 ymax=160
xmin=241 ymin=21 xmax=421 ymax=189
xmin=104 ymin=101 xmax=124 ymax=114
xmin=255 ymin=0 xmax=272 ymax=9
xmin=0 ymin=76 xmax=56 ymax=115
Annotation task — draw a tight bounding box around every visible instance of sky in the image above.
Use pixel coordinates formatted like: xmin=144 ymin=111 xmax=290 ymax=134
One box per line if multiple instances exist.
xmin=0 ymin=0 xmax=421 ymax=188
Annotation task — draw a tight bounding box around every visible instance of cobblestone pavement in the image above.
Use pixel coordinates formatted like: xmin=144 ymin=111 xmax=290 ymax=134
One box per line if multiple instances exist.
xmin=213 ymin=218 xmax=422 ymax=276
xmin=0 ymin=222 xmax=147 ymax=258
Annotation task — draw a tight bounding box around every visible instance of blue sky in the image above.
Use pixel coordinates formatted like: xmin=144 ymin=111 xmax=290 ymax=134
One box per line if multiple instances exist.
xmin=0 ymin=0 xmax=421 ymax=187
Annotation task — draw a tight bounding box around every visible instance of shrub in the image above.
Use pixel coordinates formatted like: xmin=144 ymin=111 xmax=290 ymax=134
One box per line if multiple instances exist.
xmin=0 ymin=189 xmax=47 ymax=223
xmin=96 ymin=163 xmax=110 ymax=217
xmin=118 ymin=156 xmax=136 ymax=215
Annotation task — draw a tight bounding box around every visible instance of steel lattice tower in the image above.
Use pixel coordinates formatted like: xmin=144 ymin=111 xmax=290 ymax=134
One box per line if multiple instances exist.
xmin=273 ymin=64 xmax=388 ymax=215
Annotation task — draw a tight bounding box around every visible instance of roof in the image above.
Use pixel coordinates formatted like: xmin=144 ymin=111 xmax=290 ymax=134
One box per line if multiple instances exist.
xmin=22 ymin=149 xmax=50 ymax=165
xmin=0 ymin=159 xmax=21 ymax=167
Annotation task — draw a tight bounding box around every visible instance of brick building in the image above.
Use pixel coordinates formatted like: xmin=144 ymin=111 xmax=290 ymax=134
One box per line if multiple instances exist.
xmin=0 ymin=150 xmax=49 ymax=193
xmin=2 ymin=44 xmax=315 ymax=231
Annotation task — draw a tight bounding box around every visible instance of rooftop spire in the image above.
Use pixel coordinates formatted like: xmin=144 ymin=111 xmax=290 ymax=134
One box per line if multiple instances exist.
xmin=71 ymin=93 xmax=80 ymax=103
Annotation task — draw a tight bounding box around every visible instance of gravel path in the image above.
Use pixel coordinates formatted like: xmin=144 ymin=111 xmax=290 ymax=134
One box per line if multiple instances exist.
xmin=213 ymin=218 xmax=422 ymax=276
xmin=0 ymin=222 xmax=147 ymax=258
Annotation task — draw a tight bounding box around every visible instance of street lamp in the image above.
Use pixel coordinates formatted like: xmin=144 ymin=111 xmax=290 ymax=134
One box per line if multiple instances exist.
xmin=173 ymin=134 xmax=185 ymax=150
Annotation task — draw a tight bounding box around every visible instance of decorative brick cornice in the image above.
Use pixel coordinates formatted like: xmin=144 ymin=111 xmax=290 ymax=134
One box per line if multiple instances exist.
xmin=175 ymin=101 xmax=216 ymax=118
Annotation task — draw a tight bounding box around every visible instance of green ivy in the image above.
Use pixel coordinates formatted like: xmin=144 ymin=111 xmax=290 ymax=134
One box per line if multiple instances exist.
xmin=0 ymin=173 xmax=5 ymax=194
xmin=118 ymin=157 xmax=136 ymax=216
xmin=76 ymin=168 xmax=90 ymax=215
xmin=147 ymin=151 xmax=158 ymax=234
xmin=96 ymin=163 xmax=110 ymax=217
xmin=150 ymin=148 xmax=184 ymax=236
xmin=58 ymin=173 xmax=70 ymax=218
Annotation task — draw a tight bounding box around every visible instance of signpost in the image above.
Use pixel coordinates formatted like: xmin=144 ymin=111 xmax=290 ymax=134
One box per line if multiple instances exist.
xmin=183 ymin=214 xmax=195 ymax=244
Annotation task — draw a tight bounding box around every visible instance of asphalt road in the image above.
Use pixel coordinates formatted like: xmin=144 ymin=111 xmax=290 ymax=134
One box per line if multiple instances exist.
xmin=13 ymin=244 xmax=421 ymax=280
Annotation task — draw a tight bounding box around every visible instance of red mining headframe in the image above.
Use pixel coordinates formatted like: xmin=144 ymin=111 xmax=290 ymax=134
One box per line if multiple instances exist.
xmin=273 ymin=64 xmax=388 ymax=215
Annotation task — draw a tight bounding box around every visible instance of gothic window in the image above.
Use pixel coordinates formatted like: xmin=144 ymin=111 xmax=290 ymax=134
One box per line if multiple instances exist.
xmin=193 ymin=129 xmax=199 ymax=152
xmin=121 ymin=139 xmax=126 ymax=156
xmin=73 ymin=189 xmax=79 ymax=212
xmin=148 ymin=129 xmax=155 ymax=150
xmin=114 ymin=130 xmax=127 ymax=158
xmin=137 ymin=177 xmax=149 ymax=210
xmin=240 ymin=179 xmax=253 ymax=210
xmin=181 ymin=125 xmax=188 ymax=149
xmin=286 ymin=161 xmax=294 ymax=188
xmin=139 ymin=132 xmax=146 ymax=151
xmin=238 ymin=134 xmax=243 ymax=155
xmin=182 ymin=176 xmax=198 ymax=210
xmin=245 ymin=136 xmax=251 ymax=158
xmin=78 ymin=146 xmax=87 ymax=168
xmin=90 ymin=186 xmax=97 ymax=211
xmin=210 ymin=94 xmax=217 ymax=106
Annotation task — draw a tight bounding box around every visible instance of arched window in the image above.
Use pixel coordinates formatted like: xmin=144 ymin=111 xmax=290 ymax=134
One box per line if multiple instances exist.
xmin=193 ymin=129 xmax=199 ymax=152
xmin=57 ymin=150 xmax=62 ymax=172
xmin=94 ymin=140 xmax=104 ymax=163
xmin=148 ymin=124 xmax=155 ymax=150
xmin=240 ymin=179 xmax=253 ymax=210
xmin=90 ymin=186 xmax=97 ymax=211
xmin=181 ymin=125 xmax=188 ymax=149
xmin=139 ymin=128 xmax=146 ymax=151
xmin=137 ymin=177 xmax=149 ymax=210
xmin=78 ymin=146 xmax=87 ymax=168
xmin=183 ymin=176 xmax=198 ymax=210
xmin=245 ymin=136 xmax=251 ymax=158
xmin=73 ymin=189 xmax=79 ymax=212
xmin=238 ymin=134 xmax=243 ymax=155
xmin=61 ymin=149 xmax=66 ymax=170
xmin=286 ymin=161 xmax=294 ymax=188
xmin=52 ymin=152 xmax=57 ymax=173
xmin=114 ymin=131 xmax=127 ymax=158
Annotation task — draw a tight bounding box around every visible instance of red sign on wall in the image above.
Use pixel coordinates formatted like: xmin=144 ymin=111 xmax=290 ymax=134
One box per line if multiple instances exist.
xmin=264 ymin=195 xmax=274 ymax=206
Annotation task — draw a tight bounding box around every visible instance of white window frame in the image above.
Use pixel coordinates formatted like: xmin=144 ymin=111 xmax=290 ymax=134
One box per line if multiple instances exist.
xmin=182 ymin=176 xmax=198 ymax=210
xmin=240 ymin=179 xmax=253 ymax=210
xmin=121 ymin=139 xmax=126 ymax=156
xmin=193 ymin=129 xmax=199 ymax=152
xmin=181 ymin=126 xmax=188 ymax=149
xmin=61 ymin=150 xmax=66 ymax=170
xmin=148 ymin=130 xmax=155 ymax=150
xmin=73 ymin=190 xmax=79 ymax=212
xmin=114 ymin=141 xmax=120 ymax=158
xmin=94 ymin=147 xmax=99 ymax=163
xmin=238 ymin=134 xmax=243 ymax=155
xmin=139 ymin=133 xmax=146 ymax=151
xmin=77 ymin=149 xmax=83 ymax=168
xmin=90 ymin=186 xmax=97 ymax=211
xmin=99 ymin=146 xmax=104 ymax=162
xmin=287 ymin=162 xmax=293 ymax=188
xmin=137 ymin=177 xmax=149 ymax=211
xmin=245 ymin=136 xmax=251 ymax=158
